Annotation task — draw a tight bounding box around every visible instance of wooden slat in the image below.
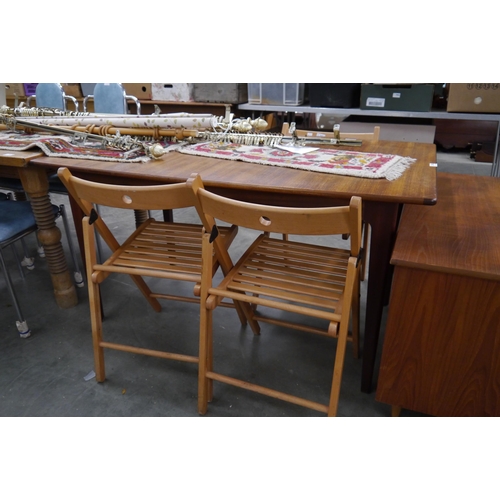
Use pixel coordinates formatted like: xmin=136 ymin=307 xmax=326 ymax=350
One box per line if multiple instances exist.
xmin=228 ymin=281 xmax=341 ymax=310
xmin=240 ymin=257 xmax=348 ymax=285
xmin=206 ymin=371 xmax=329 ymax=414
xmin=100 ymin=341 xmax=198 ymax=364
xmin=209 ymin=287 xmax=342 ymax=322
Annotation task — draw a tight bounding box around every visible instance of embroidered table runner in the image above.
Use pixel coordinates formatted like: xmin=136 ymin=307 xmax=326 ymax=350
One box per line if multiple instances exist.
xmin=0 ymin=132 xmax=178 ymax=163
xmin=179 ymin=142 xmax=416 ymax=180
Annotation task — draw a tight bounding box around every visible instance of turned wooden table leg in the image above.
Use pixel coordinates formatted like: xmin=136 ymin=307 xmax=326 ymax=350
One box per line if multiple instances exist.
xmin=19 ymin=166 xmax=78 ymax=309
xmin=133 ymin=209 xmax=149 ymax=228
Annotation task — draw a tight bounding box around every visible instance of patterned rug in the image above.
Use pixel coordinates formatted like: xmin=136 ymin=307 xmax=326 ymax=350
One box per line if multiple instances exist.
xmin=179 ymin=142 xmax=416 ymax=180
xmin=0 ymin=132 xmax=179 ymax=163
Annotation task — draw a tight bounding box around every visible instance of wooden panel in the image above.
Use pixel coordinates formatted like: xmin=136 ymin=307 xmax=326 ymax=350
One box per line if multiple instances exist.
xmin=391 ymin=173 xmax=500 ymax=280
xmin=376 ymin=266 xmax=500 ymax=416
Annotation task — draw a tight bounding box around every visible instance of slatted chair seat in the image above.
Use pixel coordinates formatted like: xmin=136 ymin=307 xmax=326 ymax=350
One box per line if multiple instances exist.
xmin=211 ymin=236 xmax=352 ymax=335
xmin=93 ymin=220 xmax=237 ymax=297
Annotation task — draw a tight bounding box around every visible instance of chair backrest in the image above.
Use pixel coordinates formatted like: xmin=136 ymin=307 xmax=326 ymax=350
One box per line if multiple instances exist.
xmin=88 ymin=83 xmax=141 ymax=114
xmin=58 ymin=168 xmax=198 ymax=214
xmin=35 ymin=83 xmax=65 ymax=109
xmin=0 ymin=199 xmax=37 ymax=247
xmin=281 ymin=122 xmax=380 ymax=142
xmin=188 ymin=175 xmax=362 ymax=257
xmin=26 ymin=83 xmax=79 ymax=112
xmin=93 ymin=83 xmax=127 ymax=114
xmin=58 ymin=167 xmax=201 ymax=254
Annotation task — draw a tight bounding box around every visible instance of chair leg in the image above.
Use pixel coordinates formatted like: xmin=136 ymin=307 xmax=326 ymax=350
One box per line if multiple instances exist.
xmin=58 ymin=204 xmax=85 ymax=287
xmin=93 ymin=205 xmax=104 ymax=264
xmin=20 ymin=238 xmax=35 ymax=271
xmin=11 ymin=243 xmax=26 ymax=278
xmin=83 ymin=217 xmax=105 ymax=381
xmin=0 ymin=249 xmax=31 ymax=338
xmin=198 ymin=305 xmax=212 ymax=415
xmin=327 ymin=318 xmax=350 ymax=417
xmin=35 ymin=233 xmax=45 ymax=258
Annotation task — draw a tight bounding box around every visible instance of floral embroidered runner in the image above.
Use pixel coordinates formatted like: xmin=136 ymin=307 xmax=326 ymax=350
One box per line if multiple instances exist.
xmin=179 ymin=142 xmax=416 ymax=180
xmin=0 ymin=132 xmax=178 ymax=163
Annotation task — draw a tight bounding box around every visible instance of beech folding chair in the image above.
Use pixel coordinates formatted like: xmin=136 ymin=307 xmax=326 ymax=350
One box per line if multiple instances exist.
xmin=190 ymin=175 xmax=363 ymax=417
xmin=57 ymin=168 xmax=246 ymax=385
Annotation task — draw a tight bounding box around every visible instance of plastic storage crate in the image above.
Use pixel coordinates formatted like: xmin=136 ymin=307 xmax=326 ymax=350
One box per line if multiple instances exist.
xmin=247 ymin=83 xmax=305 ymax=105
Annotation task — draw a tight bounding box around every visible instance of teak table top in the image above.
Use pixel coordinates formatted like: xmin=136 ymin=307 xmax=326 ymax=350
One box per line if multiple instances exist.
xmin=29 ymin=140 xmax=437 ymax=206
xmin=391 ymin=172 xmax=500 ymax=281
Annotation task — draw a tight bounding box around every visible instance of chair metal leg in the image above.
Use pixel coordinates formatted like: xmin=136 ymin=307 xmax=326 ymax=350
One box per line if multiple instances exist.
xmin=58 ymin=204 xmax=85 ymax=287
xmin=94 ymin=204 xmax=104 ymax=263
xmin=0 ymin=249 xmax=31 ymax=338
xmin=10 ymin=243 xmax=25 ymax=279
xmin=20 ymin=238 xmax=35 ymax=271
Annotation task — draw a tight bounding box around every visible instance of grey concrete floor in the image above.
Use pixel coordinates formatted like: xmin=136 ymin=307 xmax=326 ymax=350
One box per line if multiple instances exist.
xmin=0 ymin=149 xmax=493 ymax=417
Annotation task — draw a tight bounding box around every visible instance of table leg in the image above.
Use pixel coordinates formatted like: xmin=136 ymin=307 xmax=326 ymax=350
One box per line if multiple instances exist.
xmin=18 ymin=166 xmax=78 ymax=309
xmin=490 ymin=121 xmax=500 ymax=177
xmin=134 ymin=209 xmax=149 ymax=227
xmin=361 ymin=201 xmax=400 ymax=393
xmin=68 ymin=194 xmax=85 ymax=262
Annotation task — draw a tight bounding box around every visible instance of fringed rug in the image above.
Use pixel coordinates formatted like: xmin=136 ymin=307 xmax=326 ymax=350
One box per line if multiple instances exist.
xmin=180 ymin=142 xmax=416 ymax=180
xmin=0 ymin=132 xmax=179 ymax=163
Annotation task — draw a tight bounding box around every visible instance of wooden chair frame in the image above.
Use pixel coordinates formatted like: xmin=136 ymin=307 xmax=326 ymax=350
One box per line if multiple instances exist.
xmin=189 ymin=174 xmax=363 ymax=417
xmin=57 ymin=168 xmax=247 ymax=384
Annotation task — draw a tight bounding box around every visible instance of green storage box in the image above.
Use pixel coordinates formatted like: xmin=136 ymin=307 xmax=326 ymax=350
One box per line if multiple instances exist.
xmin=360 ymin=84 xmax=434 ymax=112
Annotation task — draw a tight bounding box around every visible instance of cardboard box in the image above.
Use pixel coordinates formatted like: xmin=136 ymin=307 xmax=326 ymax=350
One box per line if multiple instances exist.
xmin=61 ymin=83 xmax=83 ymax=98
xmin=5 ymin=83 xmax=25 ymax=96
xmin=122 ymin=83 xmax=152 ymax=100
xmin=308 ymin=83 xmax=361 ymax=108
xmin=151 ymin=83 xmax=194 ymax=101
xmin=193 ymin=83 xmax=248 ymax=103
xmin=360 ymin=84 xmax=434 ymax=111
xmin=447 ymin=83 xmax=500 ymax=113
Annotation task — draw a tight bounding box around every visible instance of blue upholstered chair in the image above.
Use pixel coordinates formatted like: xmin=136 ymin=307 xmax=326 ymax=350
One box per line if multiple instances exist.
xmin=1 ymin=196 xmax=85 ymax=337
xmin=26 ymin=83 xmax=79 ymax=112
xmin=0 ymin=185 xmax=84 ymax=286
xmin=83 ymin=83 xmax=141 ymax=114
xmin=1 ymin=198 xmax=42 ymax=337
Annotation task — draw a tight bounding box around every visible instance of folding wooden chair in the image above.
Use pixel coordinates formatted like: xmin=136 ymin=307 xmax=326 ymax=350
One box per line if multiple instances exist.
xmin=189 ymin=175 xmax=363 ymax=417
xmin=57 ymin=168 xmax=245 ymax=384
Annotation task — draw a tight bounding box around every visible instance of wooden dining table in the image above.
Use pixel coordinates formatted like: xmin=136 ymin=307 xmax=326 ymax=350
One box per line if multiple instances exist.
xmin=3 ymin=140 xmax=437 ymax=392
